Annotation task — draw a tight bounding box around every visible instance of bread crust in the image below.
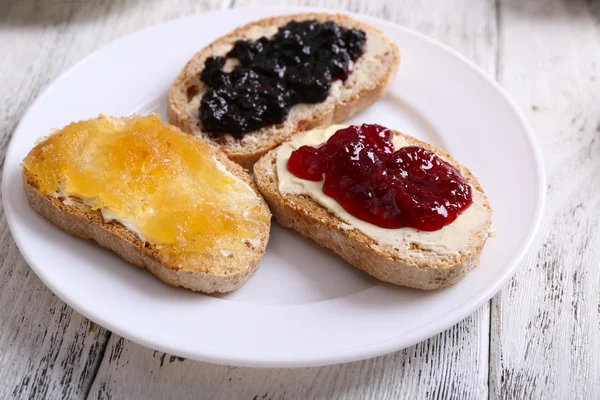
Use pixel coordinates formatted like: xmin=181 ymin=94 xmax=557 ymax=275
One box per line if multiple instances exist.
xmin=23 ymin=139 xmax=271 ymax=294
xmin=253 ymin=130 xmax=492 ymax=290
xmin=168 ymin=13 xmax=401 ymax=168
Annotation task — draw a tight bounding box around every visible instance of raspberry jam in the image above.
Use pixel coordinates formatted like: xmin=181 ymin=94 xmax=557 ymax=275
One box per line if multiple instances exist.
xmin=200 ymin=20 xmax=366 ymax=137
xmin=287 ymin=125 xmax=473 ymax=231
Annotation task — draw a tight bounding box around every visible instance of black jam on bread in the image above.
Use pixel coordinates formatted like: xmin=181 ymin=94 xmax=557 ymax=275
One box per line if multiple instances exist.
xmin=200 ymin=20 xmax=366 ymax=137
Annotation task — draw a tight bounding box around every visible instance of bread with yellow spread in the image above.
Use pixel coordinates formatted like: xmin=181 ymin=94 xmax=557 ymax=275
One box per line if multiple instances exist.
xmin=22 ymin=115 xmax=271 ymax=293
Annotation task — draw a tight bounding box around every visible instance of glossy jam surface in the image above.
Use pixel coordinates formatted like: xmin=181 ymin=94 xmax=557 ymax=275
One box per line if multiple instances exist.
xmin=200 ymin=20 xmax=366 ymax=137
xmin=22 ymin=115 xmax=269 ymax=270
xmin=287 ymin=124 xmax=473 ymax=231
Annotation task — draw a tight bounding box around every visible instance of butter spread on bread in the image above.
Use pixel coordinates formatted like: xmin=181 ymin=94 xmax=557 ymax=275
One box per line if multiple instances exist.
xmin=276 ymin=125 xmax=491 ymax=256
xmin=254 ymin=125 xmax=493 ymax=290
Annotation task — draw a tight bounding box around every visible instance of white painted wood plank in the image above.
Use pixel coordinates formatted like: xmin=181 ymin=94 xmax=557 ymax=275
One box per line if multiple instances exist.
xmin=0 ymin=1 xmax=227 ymax=399
xmin=490 ymin=0 xmax=600 ymax=398
xmin=88 ymin=1 xmax=498 ymax=399
xmin=88 ymin=313 xmax=488 ymax=400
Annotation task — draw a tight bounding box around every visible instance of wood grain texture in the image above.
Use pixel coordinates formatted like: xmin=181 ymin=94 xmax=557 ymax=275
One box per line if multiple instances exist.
xmin=89 ymin=314 xmax=488 ymax=400
xmin=490 ymin=0 xmax=600 ymax=398
xmin=86 ymin=1 xmax=498 ymax=399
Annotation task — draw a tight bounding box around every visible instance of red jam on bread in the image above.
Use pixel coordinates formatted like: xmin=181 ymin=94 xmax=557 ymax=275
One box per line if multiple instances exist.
xmin=287 ymin=124 xmax=472 ymax=231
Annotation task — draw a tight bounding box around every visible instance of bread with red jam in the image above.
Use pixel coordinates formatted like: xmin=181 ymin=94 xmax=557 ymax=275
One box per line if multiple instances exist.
xmin=168 ymin=13 xmax=400 ymax=168
xmin=253 ymin=125 xmax=493 ymax=290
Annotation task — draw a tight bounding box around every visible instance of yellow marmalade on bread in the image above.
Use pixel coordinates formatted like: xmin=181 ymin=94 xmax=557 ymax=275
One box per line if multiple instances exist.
xmin=22 ymin=114 xmax=270 ymax=270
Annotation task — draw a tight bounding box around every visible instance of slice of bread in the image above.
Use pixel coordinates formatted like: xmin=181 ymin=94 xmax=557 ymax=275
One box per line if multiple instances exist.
xmin=253 ymin=128 xmax=492 ymax=290
xmin=168 ymin=13 xmax=400 ymax=168
xmin=23 ymin=120 xmax=271 ymax=294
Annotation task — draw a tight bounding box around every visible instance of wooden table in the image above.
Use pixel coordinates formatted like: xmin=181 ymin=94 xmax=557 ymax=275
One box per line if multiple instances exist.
xmin=1 ymin=0 xmax=598 ymax=398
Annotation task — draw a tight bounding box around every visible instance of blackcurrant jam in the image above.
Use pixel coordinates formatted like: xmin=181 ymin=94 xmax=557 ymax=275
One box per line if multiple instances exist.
xmin=200 ymin=20 xmax=366 ymax=137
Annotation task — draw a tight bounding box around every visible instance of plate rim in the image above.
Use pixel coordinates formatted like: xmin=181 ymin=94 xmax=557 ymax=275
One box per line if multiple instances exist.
xmin=2 ymin=5 xmax=546 ymax=367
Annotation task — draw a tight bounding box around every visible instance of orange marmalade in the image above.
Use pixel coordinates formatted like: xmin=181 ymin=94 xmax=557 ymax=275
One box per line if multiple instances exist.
xmin=22 ymin=114 xmax=270 ymax=271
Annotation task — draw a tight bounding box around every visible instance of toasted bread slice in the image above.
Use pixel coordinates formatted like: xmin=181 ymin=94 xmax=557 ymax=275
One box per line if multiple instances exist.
xmin=253 ymin=128 xmax=493 ymax=290
xmin=23 ymin=116 xmax=271 ymax=293
xmin=168 ymin=13 xmax=400 ymax=168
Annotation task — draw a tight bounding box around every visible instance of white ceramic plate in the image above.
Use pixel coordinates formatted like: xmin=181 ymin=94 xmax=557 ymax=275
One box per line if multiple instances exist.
xmin=2 ymin=7 xmax=545 ymax=367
